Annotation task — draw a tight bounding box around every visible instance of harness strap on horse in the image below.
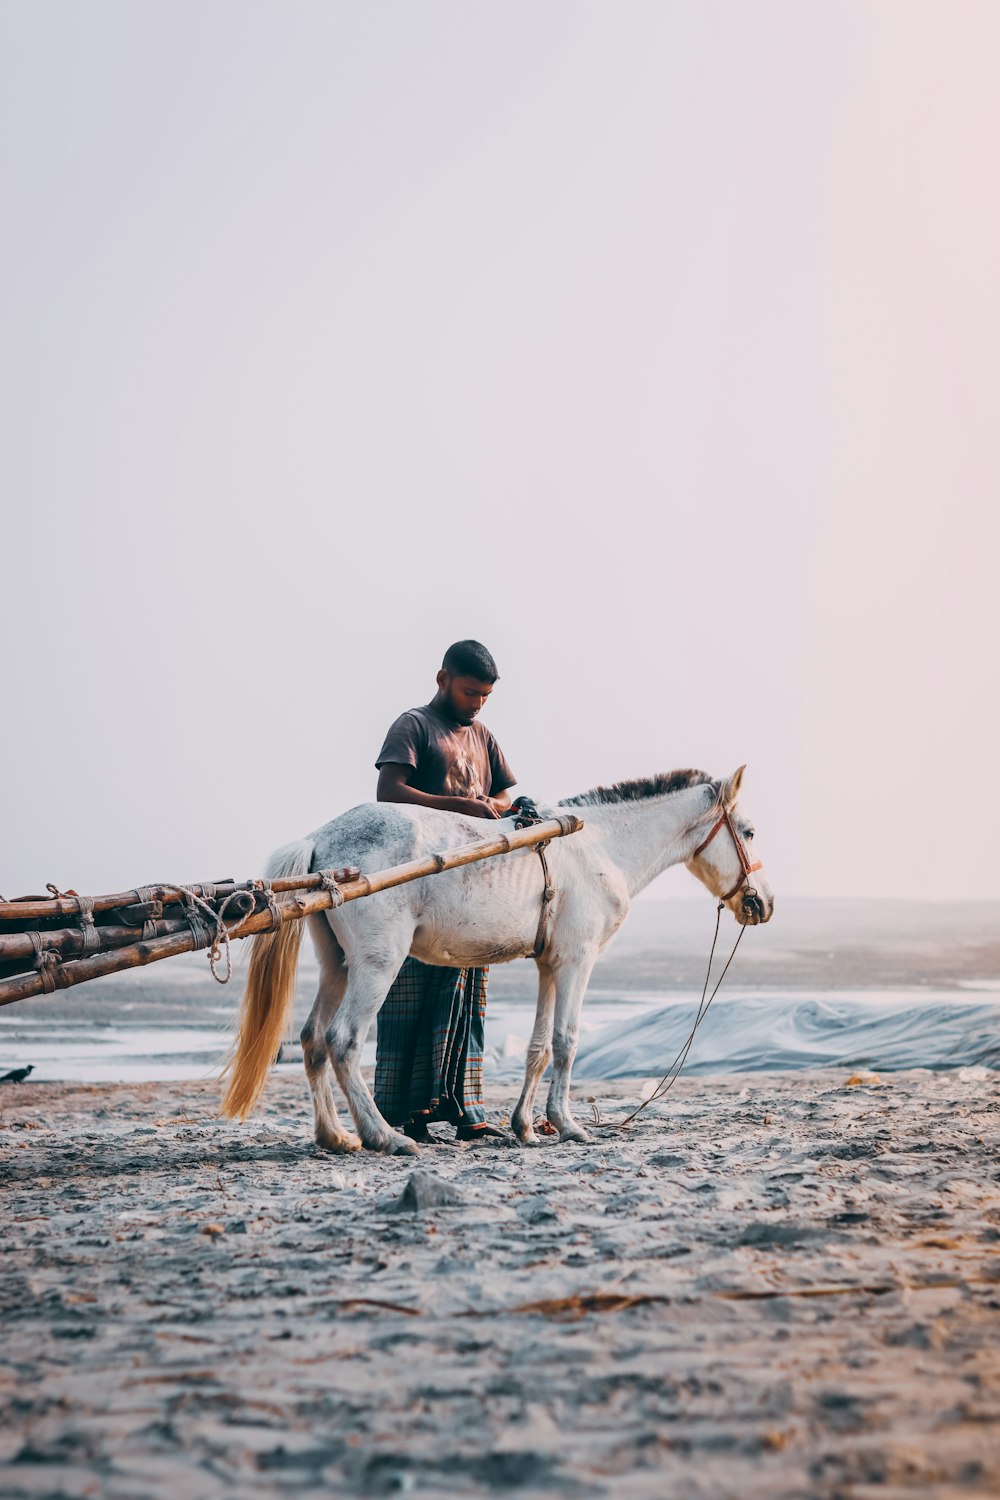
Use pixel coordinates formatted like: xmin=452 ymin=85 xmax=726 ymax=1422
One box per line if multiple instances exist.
xmin=508 ymin=798 xmax=561 ymax=959
xmin=533 ymin=842 xmax=555 ymax=958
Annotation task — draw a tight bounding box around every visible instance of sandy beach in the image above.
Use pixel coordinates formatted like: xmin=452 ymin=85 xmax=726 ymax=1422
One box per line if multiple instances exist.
xmin=4 ymin=0 xmax=999 ymax=1493
xmin=3 ymin=1067 xmax=1000 ymax=1498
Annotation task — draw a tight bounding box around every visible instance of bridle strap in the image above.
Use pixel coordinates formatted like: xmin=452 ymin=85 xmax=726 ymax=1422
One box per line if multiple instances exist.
xmin=692 ymin=807 xmax=762 ymax=901
xmin=691 ymin=815 xmax=726 ymax=860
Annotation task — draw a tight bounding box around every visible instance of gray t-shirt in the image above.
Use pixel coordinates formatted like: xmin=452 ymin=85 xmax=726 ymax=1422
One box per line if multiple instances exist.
xmin=376 ymin=704 xmax=516 ymax=800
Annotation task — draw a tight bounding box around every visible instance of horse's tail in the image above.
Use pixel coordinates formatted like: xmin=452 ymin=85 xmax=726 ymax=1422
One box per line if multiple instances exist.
xmin=221 ymin=838 xmax=315 ymax=1121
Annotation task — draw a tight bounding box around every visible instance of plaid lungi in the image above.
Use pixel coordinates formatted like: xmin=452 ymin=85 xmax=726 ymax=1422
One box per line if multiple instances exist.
xmin=373 ymin=958 xmax=488 ymax=1130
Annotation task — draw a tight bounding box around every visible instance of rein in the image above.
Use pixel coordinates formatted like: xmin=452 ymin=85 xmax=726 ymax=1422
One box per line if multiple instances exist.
xmin=596 ymin=803 xmax=759 ymax=1130
xmin=598 ymin=901 xmax=746 ymax=1129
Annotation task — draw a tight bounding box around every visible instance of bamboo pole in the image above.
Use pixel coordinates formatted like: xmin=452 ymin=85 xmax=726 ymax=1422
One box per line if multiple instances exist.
xmin=3 ymin=881 xmax=242 ymax=923
xmin=0 ymin=815 xmax=583 ymax=1010
xmin=0 ymin=917 xmax=195 ymax=963
xmin=0 ymin=870 xmax=366 ymax=924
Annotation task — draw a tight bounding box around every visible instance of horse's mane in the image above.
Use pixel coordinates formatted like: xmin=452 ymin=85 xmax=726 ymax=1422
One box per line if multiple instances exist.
xmin=560 ymin=768 xmax=717 ymax=808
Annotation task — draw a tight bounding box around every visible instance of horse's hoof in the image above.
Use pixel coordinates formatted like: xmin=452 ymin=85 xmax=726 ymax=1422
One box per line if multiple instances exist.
xmin=382 ymin=1133 xmax=421 ymax=1157
xmin=559 ymin=1125 xmax=593 ymax=1145
xmin=316 ymin=1131 xmax=362 ymax=1153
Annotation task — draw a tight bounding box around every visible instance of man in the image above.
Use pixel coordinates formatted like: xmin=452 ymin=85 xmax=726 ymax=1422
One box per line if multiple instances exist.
xmin=373 ymin=639 xmax=516 ymax=1141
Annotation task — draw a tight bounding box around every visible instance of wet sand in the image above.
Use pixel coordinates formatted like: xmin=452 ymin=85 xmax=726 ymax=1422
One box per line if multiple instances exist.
xmin=2 ymin=1069 xmax=1000 ymax=1498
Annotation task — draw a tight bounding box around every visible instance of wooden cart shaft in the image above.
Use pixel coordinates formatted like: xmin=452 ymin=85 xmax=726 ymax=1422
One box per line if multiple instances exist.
xmin=0 ymin=815 xmax=583 ymax=1009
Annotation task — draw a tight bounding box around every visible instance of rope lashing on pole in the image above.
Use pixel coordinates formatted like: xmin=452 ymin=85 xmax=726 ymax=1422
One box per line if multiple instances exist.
xmin=28 ymin=932 xmax=60 ymax=994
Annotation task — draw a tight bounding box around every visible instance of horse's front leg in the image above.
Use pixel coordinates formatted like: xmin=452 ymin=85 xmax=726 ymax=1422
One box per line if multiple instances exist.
xmin=545 ymin=953 xmax=598 ymax=1144
xmin=511 ymin=965 xmax=556 ymax=1145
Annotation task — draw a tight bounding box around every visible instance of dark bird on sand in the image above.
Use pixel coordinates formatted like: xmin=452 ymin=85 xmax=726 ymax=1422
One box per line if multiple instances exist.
xmin=0 ymin=1065 xmax=34 ymax=1084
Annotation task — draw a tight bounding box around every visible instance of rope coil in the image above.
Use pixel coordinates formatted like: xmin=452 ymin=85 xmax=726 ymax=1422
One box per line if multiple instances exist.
xmin=158 ymin=883 xmax=270 ymax=985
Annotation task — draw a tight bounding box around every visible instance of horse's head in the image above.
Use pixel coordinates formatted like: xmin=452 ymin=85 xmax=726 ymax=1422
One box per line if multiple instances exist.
xmin=686 ymin=766 xmax=774 ymax=925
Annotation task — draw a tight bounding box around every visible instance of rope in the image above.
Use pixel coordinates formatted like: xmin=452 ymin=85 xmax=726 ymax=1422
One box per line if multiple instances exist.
xmin=533 ymin=842 xmax=555 ymax=958
xmin=595 ymin=902 xmax=747 ymax=1130
xmin=158 ymin=883 xmax=276 ymax=985
xmin=181 ymin=893 xmax=216 ymax=958
xmin=29 ymin=933 xmax=60 ymax=993
xmin=316 ymin=870 xmax=346 ymax=907
xmin=260 ymin=884 xmax=283 ymax=933
xmin=43 ymin=884 xmax=100 ymax=951
xmin=21 ymin=879 xmax=283 ymax=986
xmin=74 ymin=895 xmax=101 ymax=953
xmin=134 ymin=887 xmax=158 ymax=941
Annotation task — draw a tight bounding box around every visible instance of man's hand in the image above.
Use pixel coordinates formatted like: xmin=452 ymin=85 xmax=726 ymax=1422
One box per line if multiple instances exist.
xmin=449 ymin=796 xmax=501 ymax=819
xmin=377 ymin=767 xmax=509 ymax=819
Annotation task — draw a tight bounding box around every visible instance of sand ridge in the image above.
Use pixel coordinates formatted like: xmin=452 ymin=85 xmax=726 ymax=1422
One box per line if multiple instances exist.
xmin=2 ymin=1069 xmax=1000 ymax=1497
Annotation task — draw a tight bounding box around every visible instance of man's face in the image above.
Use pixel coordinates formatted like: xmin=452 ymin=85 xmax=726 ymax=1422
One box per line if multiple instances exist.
xmin=438 ymin=672 xmax=494 ymax=725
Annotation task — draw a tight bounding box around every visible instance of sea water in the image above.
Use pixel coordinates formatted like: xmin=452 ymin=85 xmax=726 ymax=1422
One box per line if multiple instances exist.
xmin=2 ymin=899 xmax=997 ymax=1083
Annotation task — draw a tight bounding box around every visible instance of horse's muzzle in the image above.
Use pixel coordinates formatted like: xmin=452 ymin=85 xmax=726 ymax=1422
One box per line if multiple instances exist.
xmin=740 ymin=888 xmax=768 ymax=924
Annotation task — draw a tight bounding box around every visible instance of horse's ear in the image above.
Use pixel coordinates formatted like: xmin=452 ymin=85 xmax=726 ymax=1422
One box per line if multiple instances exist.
xmin=720 ymin=765 xmax=746 ymax=809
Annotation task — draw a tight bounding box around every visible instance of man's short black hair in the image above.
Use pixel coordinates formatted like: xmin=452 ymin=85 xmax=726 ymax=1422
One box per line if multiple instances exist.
xmin=442 ymin=639 xmax=499 ymax=683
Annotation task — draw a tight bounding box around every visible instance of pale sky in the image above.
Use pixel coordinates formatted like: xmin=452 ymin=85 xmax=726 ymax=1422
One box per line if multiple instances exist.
xmin=1 ymin=2 xmax=998 ymax=901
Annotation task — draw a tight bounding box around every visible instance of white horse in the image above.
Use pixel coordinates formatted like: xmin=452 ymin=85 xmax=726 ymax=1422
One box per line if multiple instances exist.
xmin=222 ymin=766 xmax=773 ymax=1154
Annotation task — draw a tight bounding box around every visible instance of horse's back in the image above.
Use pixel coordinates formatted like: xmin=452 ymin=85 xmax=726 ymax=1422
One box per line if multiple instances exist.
xmin=308 ymin=802 xmax=488 ymax=876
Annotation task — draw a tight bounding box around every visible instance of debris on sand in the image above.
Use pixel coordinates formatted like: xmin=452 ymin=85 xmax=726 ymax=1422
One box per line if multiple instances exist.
xmin=391 ymin=1170 xmax=471 ymax=1212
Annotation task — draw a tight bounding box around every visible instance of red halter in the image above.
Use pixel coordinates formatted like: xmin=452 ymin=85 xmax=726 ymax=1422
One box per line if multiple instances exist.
xmin=691 ymin=806 xmax=763 ymax=902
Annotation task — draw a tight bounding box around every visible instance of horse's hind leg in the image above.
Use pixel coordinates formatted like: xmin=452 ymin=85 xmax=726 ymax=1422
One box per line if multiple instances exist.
xmin=303 ymin=1006 xmax=360 ymax=1153
xmin=301 ymin=915 xmax=360 ymax=1153
xmin=545 ymin=954 xmax=598 ymax=1144
xmin=326 ymin=956 xmax=419 ymax=1157
xmin=511 ymin=966 xmax=556 ymax=1145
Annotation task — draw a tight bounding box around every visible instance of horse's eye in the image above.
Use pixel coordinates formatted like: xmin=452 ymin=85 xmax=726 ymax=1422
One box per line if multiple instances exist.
xmin=746 ymin=829 xmax=755 ymax=841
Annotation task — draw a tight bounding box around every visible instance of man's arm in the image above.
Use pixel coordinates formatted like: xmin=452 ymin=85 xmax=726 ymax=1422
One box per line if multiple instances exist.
xmin=485 ymin=731 xmax=516 ymax=819
xmin=377 ymin=764 xmax=502 ymax=819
